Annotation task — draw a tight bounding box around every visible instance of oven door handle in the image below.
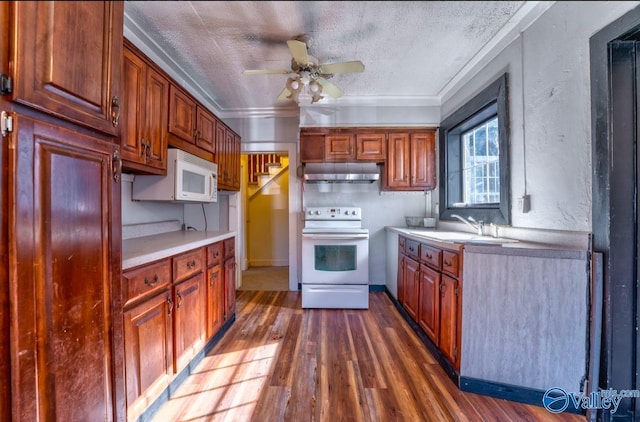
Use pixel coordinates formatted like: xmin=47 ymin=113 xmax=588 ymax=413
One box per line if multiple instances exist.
xmin=303 ymin=234 xmax=369 ymax=240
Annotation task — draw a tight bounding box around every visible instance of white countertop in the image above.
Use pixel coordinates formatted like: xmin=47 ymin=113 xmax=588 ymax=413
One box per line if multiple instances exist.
xmin=386 ymin=226 xmax=588 ymax=259
xmin=123 ymin=230 xmax=236 ymax=270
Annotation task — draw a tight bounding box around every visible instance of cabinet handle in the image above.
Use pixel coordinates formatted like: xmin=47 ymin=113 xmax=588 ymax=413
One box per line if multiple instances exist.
xmin=140 ymin=139 xmax=146 ymax=157
xmin=112 ymin=149 xmax=121 ymax=182
xmin=167 ymin=296 xmax=174 ymax=315
xmin=111 ymin=95 xmax=120 ymax=127
xmin=193 ymin=128 xmax=199 ymax=142
xmin=425 ymin=253 xmax=432 ymax=259
xmin=186 ymin=260 xmax=196 ymax=269
xmin=444 ymin=260 xmax=452 ymax=267
xmin=177 ymin=291 xmax=183 ymax=308
xmin=440 ymin=282 xmax=446 ymax=297
xmin=209 ymin=272 xmax=217 ymax=287
xmin=144 ymin=274 xmax=158 ymax=287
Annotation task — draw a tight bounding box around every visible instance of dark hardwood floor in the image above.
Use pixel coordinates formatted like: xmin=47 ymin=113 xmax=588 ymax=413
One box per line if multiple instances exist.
xmin=151 ymin=291 xmax=585 ymax=421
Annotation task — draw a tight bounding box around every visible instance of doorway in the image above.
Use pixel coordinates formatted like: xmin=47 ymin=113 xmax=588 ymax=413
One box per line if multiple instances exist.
xmin=591 ymin=7 xmax=640 ymax=420
xmin=240 ymin=142 xmax=301 ymax=291
xmin=242 ymin=152 xmax=289 ymax=291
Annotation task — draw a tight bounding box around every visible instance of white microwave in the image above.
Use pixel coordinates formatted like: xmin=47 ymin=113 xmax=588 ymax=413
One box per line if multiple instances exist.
xmin=132 ymin=148 xmax=217 ymax=203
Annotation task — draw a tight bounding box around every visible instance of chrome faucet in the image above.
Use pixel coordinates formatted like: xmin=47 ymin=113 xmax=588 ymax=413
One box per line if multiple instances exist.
xmin=450 ymin=214 xmax=484 ymax=235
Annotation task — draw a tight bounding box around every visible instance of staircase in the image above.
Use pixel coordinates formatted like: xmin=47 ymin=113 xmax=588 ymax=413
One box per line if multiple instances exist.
xmin=247 ymin=154 xmax=288 ymax=197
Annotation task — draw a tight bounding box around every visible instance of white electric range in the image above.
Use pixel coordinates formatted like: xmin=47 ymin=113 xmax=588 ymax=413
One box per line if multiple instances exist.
xmin=301 ymin=206 xmax=369 ymax=309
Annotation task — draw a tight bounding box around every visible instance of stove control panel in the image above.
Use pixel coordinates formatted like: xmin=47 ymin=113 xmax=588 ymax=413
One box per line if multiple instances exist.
xmin=304 ymin=207 xmax=362 ymax=221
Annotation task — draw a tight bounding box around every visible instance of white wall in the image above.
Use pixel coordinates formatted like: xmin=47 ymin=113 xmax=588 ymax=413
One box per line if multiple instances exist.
xmin=303 ymin=183 xmax=433 ymax=286
xmin=441 ymin=0 xmax=640 ymax=232
xmin=121 ymin=174 xmax=226 ymax=231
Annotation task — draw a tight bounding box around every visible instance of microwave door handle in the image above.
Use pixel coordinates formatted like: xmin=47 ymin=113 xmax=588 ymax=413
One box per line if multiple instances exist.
xmin=210 ymin=173 xmax=214 ymax=198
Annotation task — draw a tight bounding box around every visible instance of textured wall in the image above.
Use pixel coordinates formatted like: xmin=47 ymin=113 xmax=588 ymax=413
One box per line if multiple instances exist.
xmin=441 ymin=1 xmax=640 ymax=232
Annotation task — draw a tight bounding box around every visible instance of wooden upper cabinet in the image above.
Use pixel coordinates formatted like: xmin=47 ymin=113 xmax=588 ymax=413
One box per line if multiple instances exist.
xmin=300 ymin=134 xmax=325 ymax=163
xmin=356 ymin=133 xmax=386 ymax=161
xmin=10 ymin=2 xmax=123 ymax=136
xmin=410 ymin=132 xmax=436 ymax=189
xmin=386 ymin=130 xmax=436 ymax=191
xmin=386 ymin=133 xmax=411 ymax=188
xmin=121 ymin=43 xmax=169 ymax=174
xmin=196 ymin=108 xmax=216 ymax=153
xmin=168 ymin=84 xmax=197 ymax=144
xmin=9 ymin=114 xmax=123 ymax=421
xmin=325 ymin=134 xmax=355 ymax=162
xmin=215 ymin=125 xmax=240 ymax=191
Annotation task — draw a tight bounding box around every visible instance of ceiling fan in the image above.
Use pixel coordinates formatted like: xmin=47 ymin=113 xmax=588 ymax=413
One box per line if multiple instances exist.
xmin=243 ymin=38 xmax=365 ymax=104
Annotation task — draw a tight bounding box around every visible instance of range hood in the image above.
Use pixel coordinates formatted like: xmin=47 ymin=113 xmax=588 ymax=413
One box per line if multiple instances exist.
xmin=303 ymin=162 xmax=380 ymax=183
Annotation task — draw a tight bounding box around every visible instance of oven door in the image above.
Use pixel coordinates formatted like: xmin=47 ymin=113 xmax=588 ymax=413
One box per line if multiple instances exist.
xmin=301 ymin=233 xmax=369 ymax=285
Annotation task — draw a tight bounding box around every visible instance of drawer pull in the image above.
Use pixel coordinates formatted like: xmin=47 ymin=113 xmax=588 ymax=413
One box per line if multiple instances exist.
xmin=444 ymin=260 xmax=452 ymax=267
xmin=167 ymin=296 xmax=174 ymax=315
xmin=186 ymin=260 xmax=196 ymax=269
xmin=425 ymin=253 xmax=432 ymax=259
xmin=144 ymin=274 xmax=159 ymax=287
xmin=440 ymin=282 xmax=446 ymax=297
xmin=177 ymin=291 xmax=183 ymax=308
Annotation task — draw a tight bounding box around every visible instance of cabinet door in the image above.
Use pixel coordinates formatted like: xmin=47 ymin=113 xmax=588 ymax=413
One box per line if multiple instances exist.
xmin=123 ymin=291 xmax=173 ymax=420
xmin=196 ymin=107 xmax=216 ymax=153
xmin=386 ymin=133 xmax=410 ymax=188
xmin=144 ymin=66 xmax=169 ymax=172
xmin=356 ymin=133 xmax=386 ymax=161
xmin=168 ymin=84 xmax=197 ymax=144
xmin=418 ymin=265 xmax=441 ymax=344
xmin=173 ymin=273 xmax=206 ymax=373
xmin=410 ymin=132 xmax=436 ymax=189
xmin=440 ymin=275 xmax=459 ymax=367
xmin=300 ymin=134 xmax=325 ymax=163
xmin=121 ymin=47 xmax=146 ymax=164
xmin=224 ymin=257 xmax=237 ymax=320
xmin=11 ymin=2 xmax=123 ymax=136
xmin=402 ymin=257 xmax=419 ymax=321
xmin=397 ymin=254 xmax=405 ymax=304
xmin=206 ymin=265 xmax=224 ymax=339
xmin=214 ymin=120 xmax=226 ymax=183
xmin=8 ymin=114 xmax=123 ymax=421
xmin=232 ymin=133 xmax=241 ymax=189
xmin=224 ymin=130 xmax=235 ymax=187
xmin=325 ymin=134 xmax=355 ymax=162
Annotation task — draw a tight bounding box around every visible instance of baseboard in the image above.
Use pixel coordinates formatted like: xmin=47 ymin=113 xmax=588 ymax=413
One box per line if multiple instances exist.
xmin=136 ymin=315 xmax=236 ymax=422
xmin=384 ymin=288 xmax=459 ymax=385
xmin=459 ymin=377 xmax=585 ymax=415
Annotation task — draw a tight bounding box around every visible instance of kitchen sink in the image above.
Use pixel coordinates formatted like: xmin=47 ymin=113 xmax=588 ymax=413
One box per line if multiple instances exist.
xmin=408 ymin=230 xmax=519 ymax=245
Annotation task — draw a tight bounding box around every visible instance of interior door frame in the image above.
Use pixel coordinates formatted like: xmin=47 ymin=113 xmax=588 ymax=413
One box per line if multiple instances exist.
xmin=241 ymin=142 xmax=300 ymax=291
xmin=591 ymin=5 xmax=640 ymax=420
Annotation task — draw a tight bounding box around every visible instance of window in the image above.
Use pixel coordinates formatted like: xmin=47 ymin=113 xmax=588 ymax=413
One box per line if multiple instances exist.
xmin=439 ymin=73 xmax=510 ymax=225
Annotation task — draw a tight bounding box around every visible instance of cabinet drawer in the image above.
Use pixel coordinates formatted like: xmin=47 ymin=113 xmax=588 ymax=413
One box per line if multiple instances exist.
xmin=405 ymin=239 xmax=420 ymax=261
xmin=173 ymin=248 xmax=204 ymax=283
xmin=123 ymin=259 xmax=171 ymax=306
xmin=442 ymin=251 xmax=459 ymax=277
xmin=420 ymin=244 xmax=442 ymax=270
xmin=223 ymin=237 xmax=235 ymax=259
xmin=207 ymin=242 xmax=223 ymax=267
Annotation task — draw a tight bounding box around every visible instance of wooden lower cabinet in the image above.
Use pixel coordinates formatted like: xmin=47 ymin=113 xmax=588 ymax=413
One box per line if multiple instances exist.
xmin=124 ymin=291 xmax=174 ymax=421
xmin=206 ymin=264 xmax=224 ymax=338
xmin=418 ymin=264 xmax=441 ymax=344
xmin=173 ymin=272 xmax=206 ymax=373
xmin=397 ymin=236 xmax=462 ymax=370
xmin=439 ymin=275 xmax=459 ymax=365
xmin=402 ymin=256 xmax=420 ymax=321
xmin=224 ymin=256 xmax=236 ymax=320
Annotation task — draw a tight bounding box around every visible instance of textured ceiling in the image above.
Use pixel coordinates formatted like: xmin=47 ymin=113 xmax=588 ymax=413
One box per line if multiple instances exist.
xmin=124 ymin=1 xmax=528 ymax=115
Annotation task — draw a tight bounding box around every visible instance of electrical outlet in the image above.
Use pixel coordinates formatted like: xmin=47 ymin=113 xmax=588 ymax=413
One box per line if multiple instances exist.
xmin=517 ymin=195 xmax=531 ymax=213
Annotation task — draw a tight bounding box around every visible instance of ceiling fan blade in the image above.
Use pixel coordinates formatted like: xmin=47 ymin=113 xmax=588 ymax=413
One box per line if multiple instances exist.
xmin=287 ymin=40 xmax=309 ymax=65
xmin=276 ymin=87 xmax=291 ymax=100
xmin=316 ymin=77 xmax=344 ymax=98
xmin=243 ymin=69 xmax=291 ymax=75
xmin=319 ymin=61 xmax=365 ymax=74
